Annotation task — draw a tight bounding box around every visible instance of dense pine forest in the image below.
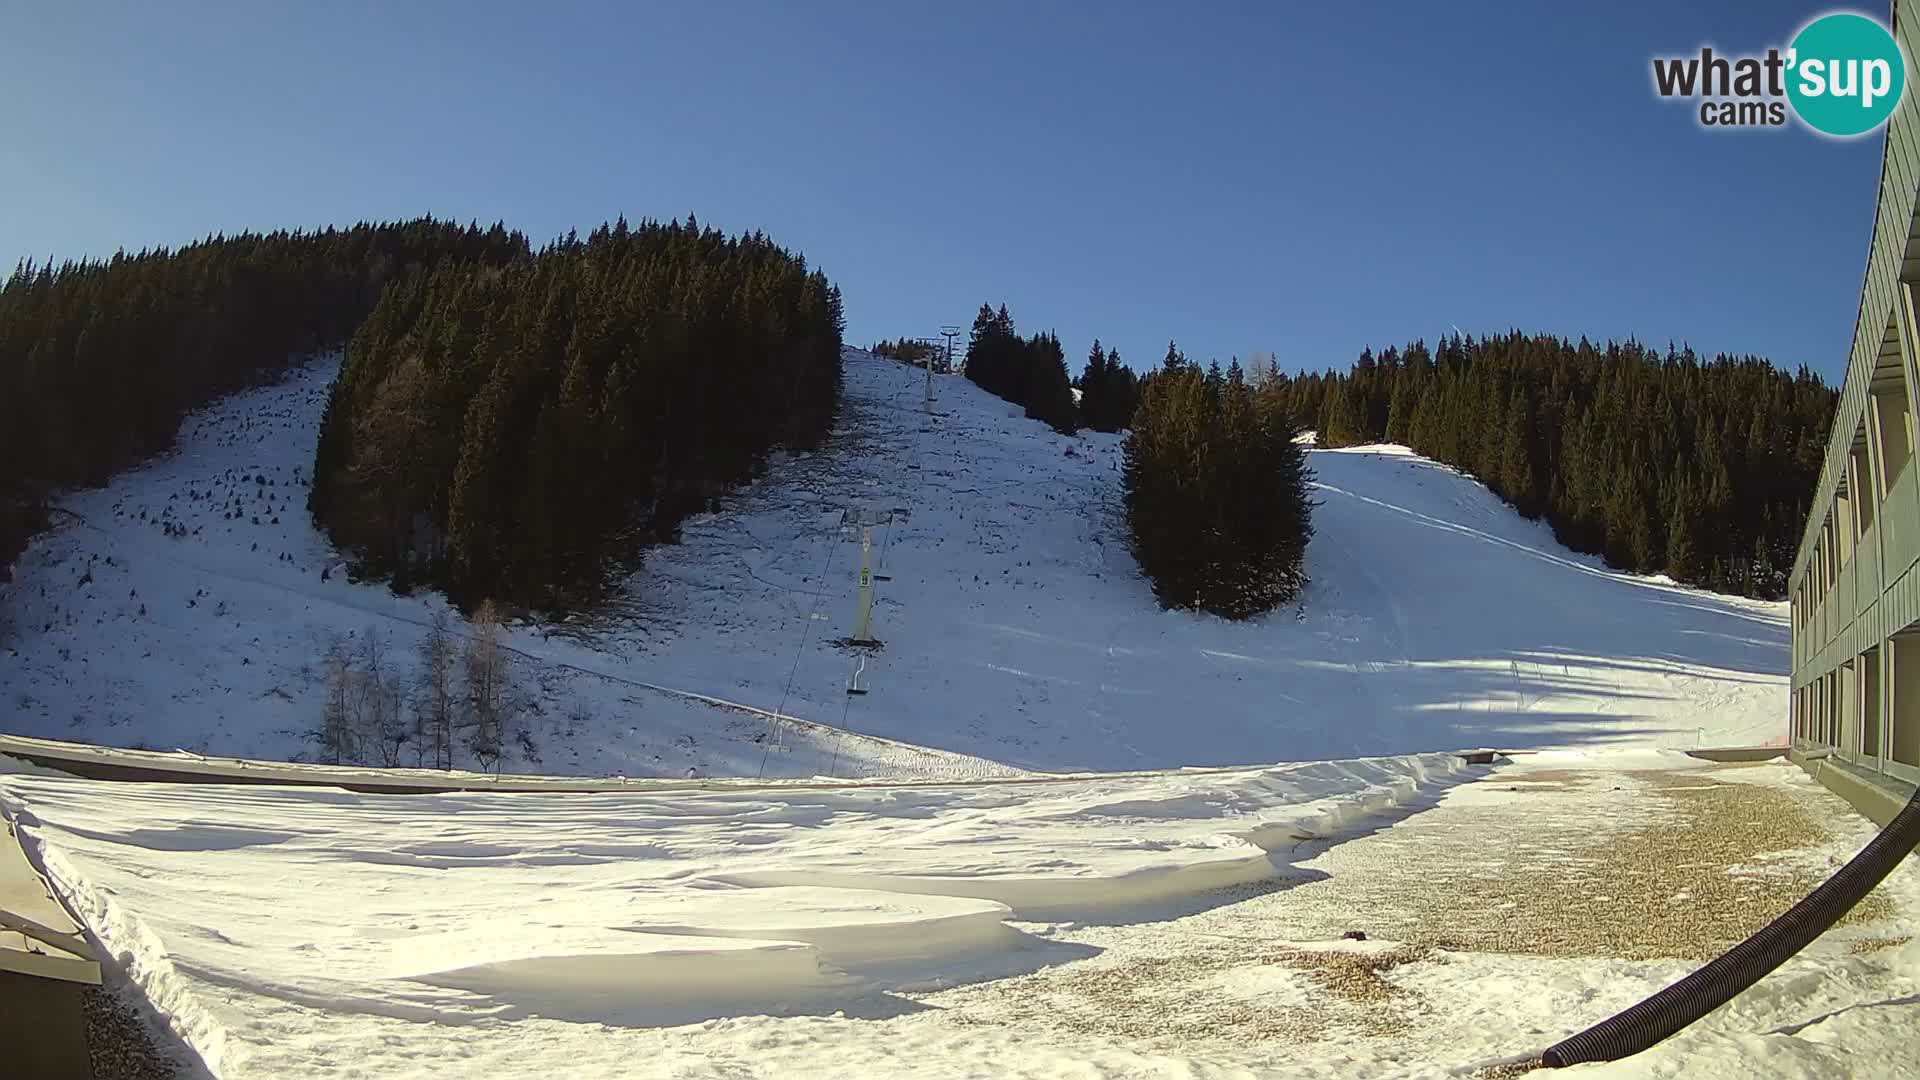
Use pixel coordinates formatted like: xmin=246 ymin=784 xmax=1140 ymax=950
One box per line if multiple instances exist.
xmin=310 ymin=218 xmax=844 ymax=610
xmin=1266 ymin=333 xmax=1835 ymax=598
xmin=0 ymin=220 xmax=529 ymax=576
xmin=962 ymin=304 xmax=1079 ymax=434
xmin=1125 ymin=345 xmax=1315 ymax=618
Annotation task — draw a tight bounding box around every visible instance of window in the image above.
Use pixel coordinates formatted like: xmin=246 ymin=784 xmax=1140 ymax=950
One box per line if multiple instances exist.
xmin=1872 ymin=378 xmax=1912 ymax=496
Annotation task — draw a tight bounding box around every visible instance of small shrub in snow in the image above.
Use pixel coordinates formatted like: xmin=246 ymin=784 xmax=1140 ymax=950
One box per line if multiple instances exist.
xmin=564 ymin=699 xmax=593 ymax=736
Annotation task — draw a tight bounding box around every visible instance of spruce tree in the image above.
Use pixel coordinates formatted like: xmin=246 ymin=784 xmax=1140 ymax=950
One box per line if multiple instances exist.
xmin=1078 ymin=339 xmax=1106 ymax=429
xmin=1107 ymin=347 xmax=1139 ymax=429
xmin=1024 ymin=331 xmax=1079 ymax=434
xmin=1123 ymin=350 xmax=1314 ymax=618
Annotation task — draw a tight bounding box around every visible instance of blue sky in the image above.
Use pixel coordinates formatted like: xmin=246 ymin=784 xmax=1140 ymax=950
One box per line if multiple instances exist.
xmin=0 ymin=2 xmax=1887 ymax=381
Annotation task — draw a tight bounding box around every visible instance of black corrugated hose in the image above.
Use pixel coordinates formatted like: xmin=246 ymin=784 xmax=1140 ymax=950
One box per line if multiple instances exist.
xmin=1541 ymin=782 xmax=1920 ymax=1068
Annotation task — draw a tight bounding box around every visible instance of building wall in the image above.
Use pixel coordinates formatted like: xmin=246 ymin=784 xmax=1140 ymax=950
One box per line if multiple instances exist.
xmin=1789 ymin=1 xmax=1920 ymax=786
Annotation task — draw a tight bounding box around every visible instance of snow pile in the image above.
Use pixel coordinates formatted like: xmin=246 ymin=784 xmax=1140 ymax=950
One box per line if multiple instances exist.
xmin=0 ymin=751 xmax=1463 ymax=1074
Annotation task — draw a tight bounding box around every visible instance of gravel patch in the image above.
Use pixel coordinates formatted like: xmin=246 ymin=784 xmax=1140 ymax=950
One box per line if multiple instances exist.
xmin=1253 ymin=763 xmax=1891 ymax=961
xmin=935 ymin=937 xmax=1435 ymax=1047
xmin=916 ymin=760 xmax=1908 ymax=1062
xmin=1472 ymin=1060 xmax=1545 ymax=1078
xmin=1848 ymin=934 xmax=1912 ymax=955
xmin=83 ymin=984 xmax=178 ymax=1080
xmin=1267 ymin=943 xmax=1433 ymax=1006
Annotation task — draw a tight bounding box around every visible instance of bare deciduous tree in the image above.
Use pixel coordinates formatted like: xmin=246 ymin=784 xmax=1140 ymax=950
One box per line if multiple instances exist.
xmin=358 ymin=626 xmax=407 ymax=767
xmin=1246 ymin=351 xmax=1281 ymax=389
xmin=415 ymin=611 xmax=456 ymax=770
xmin=320 ymin=635 xmax=355 ymax=764
xmin=464 ymin=600 xmax=511 ymax=772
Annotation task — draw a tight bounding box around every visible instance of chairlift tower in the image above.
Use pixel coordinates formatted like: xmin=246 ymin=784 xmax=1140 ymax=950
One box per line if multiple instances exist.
xmin=841 ymin=506 xmax=895 ymax=645
xmin=941 ymin=325 xmax=962 ymax=378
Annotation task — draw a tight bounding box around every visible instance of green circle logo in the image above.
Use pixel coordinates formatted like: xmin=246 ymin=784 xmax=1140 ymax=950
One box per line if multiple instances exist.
xmin=1787 ymin=13 xmax=1906 ymax=136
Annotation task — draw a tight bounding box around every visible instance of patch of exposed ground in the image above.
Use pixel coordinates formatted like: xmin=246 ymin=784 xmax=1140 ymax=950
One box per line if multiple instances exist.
xmin=917 ymin=761 xmax=1904 ymax=1059
xmin=1471 ymin=1062 xmax=1545 ymax=1079
xmin=1264 ymin=763 xmax=1890 ymax=961
xmin=1270 ymin=943 xmax=1432 ymax=1005
xmin=937 ymin=938 xmax=1435 ymax=1047
xmin=84 ymin=984 xmax=177 ymax=1080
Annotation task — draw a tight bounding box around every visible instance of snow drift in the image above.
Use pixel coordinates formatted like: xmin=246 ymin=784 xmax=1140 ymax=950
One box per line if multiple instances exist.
xmin=0 ymin=750 xmax=1465 ymax=1074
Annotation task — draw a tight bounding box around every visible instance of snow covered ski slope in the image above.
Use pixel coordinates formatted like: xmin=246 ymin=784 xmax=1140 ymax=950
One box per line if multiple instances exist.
xmin=578 ymin=347 xmax=1791 ymax=768
xmin=0 ymin=347 xmax=1786 ymax=777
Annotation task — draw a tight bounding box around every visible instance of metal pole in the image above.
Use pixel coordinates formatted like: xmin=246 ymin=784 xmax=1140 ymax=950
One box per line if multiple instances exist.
xmin=941 ymin=325 xmax=961 ymax=377
xmin=852 ymin=525 xmax=876 ymax=643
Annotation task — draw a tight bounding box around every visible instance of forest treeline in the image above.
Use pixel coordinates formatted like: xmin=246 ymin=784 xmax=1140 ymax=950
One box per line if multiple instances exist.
xmin=1265 ymin=333 xmax=1835 ymax=598
xmin=310 ymin=217 xmax=845 ymax=609
xmin=0 ymin=220 xmax=531 ymax=575
xmin=871 ymin=337 xmax=946 ymax=369
xmin=1125 ymin=345 xmax=1315 ymax=618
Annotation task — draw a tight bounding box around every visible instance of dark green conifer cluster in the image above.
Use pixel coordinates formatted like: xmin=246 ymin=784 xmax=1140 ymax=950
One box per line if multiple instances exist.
xmin=1266 ymin=333 xmax=1834 ymax=597
xmin=0 ymin=219 xmax=527 ymax=574
xmin=1124 ymin=344 xmax=1315 ymax=618
xmin=310 ymin=217 xmax=844 ymax=610
xmin=1075 ymin=338 xmax=1140 ymax=433
xmin=962 ymin=303 xmax=1078 ymax=434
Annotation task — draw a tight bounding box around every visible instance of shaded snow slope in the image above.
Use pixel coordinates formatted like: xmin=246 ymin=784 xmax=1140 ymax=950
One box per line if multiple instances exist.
xmin=0 ymin=348 xmax=1787 ymax=776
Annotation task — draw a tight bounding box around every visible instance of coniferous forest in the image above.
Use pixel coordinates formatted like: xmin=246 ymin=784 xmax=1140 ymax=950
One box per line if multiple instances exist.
xmin=1124 ymin=344 xmax=1316 ymax=618
xmin=962 ymin=303 xmax=1079 ymax=434
xmin=1265 ymin=333 xmax=1835 ymax=598
xmin=0 ymin=222 xmax=1832 ymax=617
xmin=0 ymin=220 xmax=529 ymax=576
xmin=310 ymin=218 xmax=844 ymax=610
xmin=1075 ymin=338 xmax=1140 ymax=434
